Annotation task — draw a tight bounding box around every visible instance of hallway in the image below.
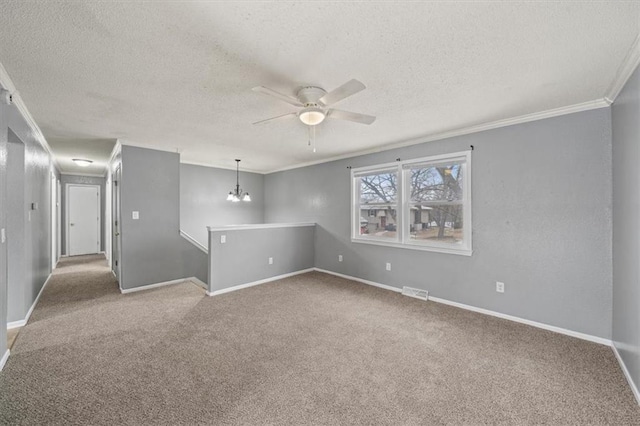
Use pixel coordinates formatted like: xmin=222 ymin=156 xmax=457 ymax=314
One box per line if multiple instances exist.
xmin=0 ymin=254 xmax=206 ymax=424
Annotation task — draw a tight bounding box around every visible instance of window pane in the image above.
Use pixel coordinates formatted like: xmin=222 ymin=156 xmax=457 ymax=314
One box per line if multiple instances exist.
xmin=408 ymin=204 xmax=463 ymax=244
xmin=359 ymin=172 xmax=397 ymax=204
xmin=359 ymin=207 xmax=398 ymax=239
xmin=409 ymin=163 xmax=463 ymax=203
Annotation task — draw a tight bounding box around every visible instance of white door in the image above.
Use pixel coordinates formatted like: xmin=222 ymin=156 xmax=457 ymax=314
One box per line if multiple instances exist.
xmin=68 ymin=184 xmax=100 ymax=256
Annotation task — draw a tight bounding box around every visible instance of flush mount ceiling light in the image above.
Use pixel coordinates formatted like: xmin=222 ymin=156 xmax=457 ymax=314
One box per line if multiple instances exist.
xmin=226 ymin=159 xmax=251 ymax=202
xmin=72 ymin=158 xmax=93 ymax=167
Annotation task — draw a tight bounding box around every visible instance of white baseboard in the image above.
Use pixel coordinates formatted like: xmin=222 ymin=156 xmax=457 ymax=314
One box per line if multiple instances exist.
xmin=188 ymin=277 xmax=207 ymax=289
xmin=314 ymin=268 xmax=402 ymax=294
xmin=428 ymin=295 xmax=611 ymax=346
xmin=207 ymin=268 xmax=315 ymax=297
xmin=313 ymin=268 xmax=611 ymax=346
xmin=612 ymin=343 xmax=640 ymax=405
xmin=0 ymin=349 xmax=9 ymax=371
xmin=7 ymin=319 xmax=26 ymax=329
xmin=7 ymin=273 xmax=53 ymax=330
xmin=120 ymin=277 xmax=189 ymax=294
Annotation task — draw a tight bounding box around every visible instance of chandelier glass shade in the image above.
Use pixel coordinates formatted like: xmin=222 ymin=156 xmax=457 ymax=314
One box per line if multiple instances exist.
xmin=227 ymin=159 xmax=251 ymax=202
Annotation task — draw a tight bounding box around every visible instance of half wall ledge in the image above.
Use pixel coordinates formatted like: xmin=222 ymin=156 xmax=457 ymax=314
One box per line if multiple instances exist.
xmin=207 ymin=222 xmax=316 ymax=232
xmin=207 ymin=223 xmax=316 ymax=295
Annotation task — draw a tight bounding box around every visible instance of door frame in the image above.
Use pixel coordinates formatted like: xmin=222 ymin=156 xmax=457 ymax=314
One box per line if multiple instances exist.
xmin=112 ymin=165 xmax=122 ymax=283
xmin=110 ymin=163 xmax=122 ymax=284
xmin=57 ymin=180 xmax=61 ymax=261
xmin=50 ymin=171 xmax=57 ymax=270
xmin=65 ymin=183 xmax=101 ymax=256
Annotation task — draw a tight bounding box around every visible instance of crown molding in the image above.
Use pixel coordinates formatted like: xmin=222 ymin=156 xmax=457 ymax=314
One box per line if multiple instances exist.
xmin=107 ymin=139 xmax=122 ymax=162
xmin=118 ymin=139 xmax=264 ymax=174
xmin=180 ymin=159 xmax=263 ymax=175
xmin=605 ymin=33 xmax=640 ymax=104
xmin=0 ymin=61 xmax=61 ymax=173
xmin=118 ymin=139 xmax=182 ymax=156
xmin=265 ymin=98 xmax=610 ymax=174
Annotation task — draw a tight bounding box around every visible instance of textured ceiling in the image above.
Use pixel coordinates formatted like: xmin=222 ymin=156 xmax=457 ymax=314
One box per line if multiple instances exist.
xmin=0 ymin=1 xmax=638 ymax=174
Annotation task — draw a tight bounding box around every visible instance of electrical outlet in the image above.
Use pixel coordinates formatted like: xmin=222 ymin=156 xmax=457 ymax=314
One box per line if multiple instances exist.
xmin=268 ymin=257 xmax=273 ymax=265
xmin=338 ymin=255 xmax=343 ymax=262
xmin=496 ymin=281 xmax=505 ymax=293
xmin=220 ymin=235 xmax=226 ymax=244
xmin=386 ymin=262 xmax=391 ymax=271
xmin=132 ymin=211 xmax=139 ymax=220
xmin=0 ymin=228 xmax=5 ymax=244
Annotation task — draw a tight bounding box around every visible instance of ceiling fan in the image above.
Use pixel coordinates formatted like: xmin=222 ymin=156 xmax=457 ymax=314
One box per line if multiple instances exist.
xmin=252 ymin=79 xmax=376 ymax=126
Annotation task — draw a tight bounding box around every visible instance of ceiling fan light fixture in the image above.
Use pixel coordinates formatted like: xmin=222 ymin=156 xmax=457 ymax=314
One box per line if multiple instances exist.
xmin=299 ymin=106 xmax=325 ymax=126
xmin=72 ymin=158 xmax=93 ymax=167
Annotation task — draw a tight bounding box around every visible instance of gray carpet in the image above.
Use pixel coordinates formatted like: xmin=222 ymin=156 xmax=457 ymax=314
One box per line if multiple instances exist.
xmin=1 ymin=254 xmax=639 ymax=425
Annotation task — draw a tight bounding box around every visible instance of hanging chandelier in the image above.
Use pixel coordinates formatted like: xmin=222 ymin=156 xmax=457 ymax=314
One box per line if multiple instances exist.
xmin=226 ymin=159 xmax=251 ymax=202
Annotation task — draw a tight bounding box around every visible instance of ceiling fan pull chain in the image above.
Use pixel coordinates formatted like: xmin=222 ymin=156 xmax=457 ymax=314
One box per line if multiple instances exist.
xmin=312 ymin=125 xmax=316 ymax=153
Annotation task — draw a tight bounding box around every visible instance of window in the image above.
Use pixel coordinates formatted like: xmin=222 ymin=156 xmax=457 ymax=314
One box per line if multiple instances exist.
xmin=351 ymin=151 xmax=471 ymax=255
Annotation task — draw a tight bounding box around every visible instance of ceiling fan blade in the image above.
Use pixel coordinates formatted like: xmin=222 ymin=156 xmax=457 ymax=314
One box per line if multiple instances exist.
xmin=252 ymin=86 xmax=303 ymax=107
xmin=328 ymin=109 xmax=376 ymax=125
xmin=252 ymin=112 xmax=297 ymax=125
xmin=318 ymin=79 xmax=366 ymax=106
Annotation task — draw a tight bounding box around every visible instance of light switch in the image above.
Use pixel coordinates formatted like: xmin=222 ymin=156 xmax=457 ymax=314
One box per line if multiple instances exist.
xmin=1 ymin=228 xmax=5 ymax=243
xmin=132 ymin=211 xmax=139 ymax=220
xmin=220 ymin=235 xmax=226 ymax=244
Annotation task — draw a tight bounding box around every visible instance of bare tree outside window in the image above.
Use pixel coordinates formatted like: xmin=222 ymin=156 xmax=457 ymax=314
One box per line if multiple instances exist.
xmin=409 ymin=162 xmax=463 ymax=242
xmin=358 ymin=171 xmax=398 ymax=239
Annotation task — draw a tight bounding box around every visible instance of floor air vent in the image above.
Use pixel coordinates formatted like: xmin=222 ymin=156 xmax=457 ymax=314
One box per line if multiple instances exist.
xmin=402 ymin=286 xmax=429 ymax=301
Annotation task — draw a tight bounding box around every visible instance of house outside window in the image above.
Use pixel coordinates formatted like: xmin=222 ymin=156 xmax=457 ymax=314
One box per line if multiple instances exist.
xmin=351 ymin=151 xmax=472 ymax=256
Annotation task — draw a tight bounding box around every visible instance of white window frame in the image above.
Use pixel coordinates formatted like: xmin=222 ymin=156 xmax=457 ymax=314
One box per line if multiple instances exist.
xmin=351 ymin=150 xmax=472 ymax=256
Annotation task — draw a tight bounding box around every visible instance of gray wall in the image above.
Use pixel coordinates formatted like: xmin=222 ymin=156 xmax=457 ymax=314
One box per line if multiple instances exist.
xmin=265 ymin=108 xmax=613 ymax=339
xmin=60 ymin=174 xmax=106 ymax=254
xmin=208 ymin=225 xmax=315 ymax=293
xmin=0 ymin=94 xmax=57 ymax=363
xmin=612 ymin=65 xmax=640 ymax=396
xmin=118 ymin=145 xmax=206 ymax=289
xmin=180 ymin=163 xmax=264 ymax=246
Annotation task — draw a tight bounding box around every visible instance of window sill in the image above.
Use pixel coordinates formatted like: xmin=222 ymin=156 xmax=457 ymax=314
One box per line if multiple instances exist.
xmin=351 ymin=237 xmax=473 ymax=256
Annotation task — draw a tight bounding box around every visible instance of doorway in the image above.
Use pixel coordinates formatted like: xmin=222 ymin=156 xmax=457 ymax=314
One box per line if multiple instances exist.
xmin=50 ymin=172 xmax=57 ymax=270
xmin=111 ymin=166 xmax=121 ymax=282
xmin=57 ymin=180 xmax=61 ymax=261
xmin=66 ymin=184 xmax=101 ymax=256
xmin=7 ymin=130 xmax=25 ymax=323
